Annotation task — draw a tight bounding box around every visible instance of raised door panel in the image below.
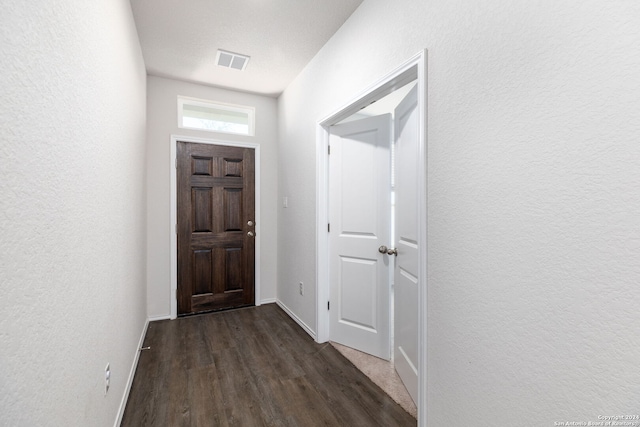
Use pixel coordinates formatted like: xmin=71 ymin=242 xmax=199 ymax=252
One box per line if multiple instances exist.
xmin=224 ymin=248 xmax=244 ymax=291
xmin=192 ymin=249 xmax=213 ymax=295
xmin=339 ymin=130 xmax=379 ymax=235
xmin=224 ymin=188 xmax=243 ymax=231
xmin=192 ymin=188 xmax=213 ymax=232
xmin=338 ymin=256 xmax=378 ymax=331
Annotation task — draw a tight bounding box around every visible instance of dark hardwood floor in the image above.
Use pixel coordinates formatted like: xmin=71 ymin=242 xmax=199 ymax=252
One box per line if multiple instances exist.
xmin=121 ymin=304 xmax=416 ymax=426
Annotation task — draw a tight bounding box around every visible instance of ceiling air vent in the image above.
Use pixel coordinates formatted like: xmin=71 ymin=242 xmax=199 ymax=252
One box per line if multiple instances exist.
xmin=216 ymin=49 xmax=250 ymax=71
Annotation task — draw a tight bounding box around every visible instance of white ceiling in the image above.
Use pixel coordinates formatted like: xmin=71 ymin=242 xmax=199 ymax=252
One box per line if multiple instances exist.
xmin=130 ymin=0 xmax=364 ymax=97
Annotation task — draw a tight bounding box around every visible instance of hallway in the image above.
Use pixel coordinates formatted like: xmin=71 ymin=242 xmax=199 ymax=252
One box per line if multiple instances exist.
xmin=121 ymin=305 xmax=415 ymax=426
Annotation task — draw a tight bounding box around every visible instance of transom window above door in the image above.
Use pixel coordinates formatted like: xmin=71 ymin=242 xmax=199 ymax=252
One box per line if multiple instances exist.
xmin=178 ymin=96 xmax=255 ymax=136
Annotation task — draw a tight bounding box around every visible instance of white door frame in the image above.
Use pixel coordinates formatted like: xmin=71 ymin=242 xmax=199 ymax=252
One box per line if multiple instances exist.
xmin=170 ymin=134 xmax=261 ymax=319
xmin=315 ymin=50 xmax=427 ymax=425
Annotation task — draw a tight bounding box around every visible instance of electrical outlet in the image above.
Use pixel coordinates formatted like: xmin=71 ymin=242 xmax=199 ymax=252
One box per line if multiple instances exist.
xmin=104 ymin=363 xmax=110 ymax=395
xmin=299 ymin=282 xmax=304 ymax=296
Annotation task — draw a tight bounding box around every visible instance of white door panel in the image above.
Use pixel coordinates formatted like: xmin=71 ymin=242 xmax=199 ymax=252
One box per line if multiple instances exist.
xmin=329 ymin=114 xmax=391 ymax=360
xmin=394 ymin=86 xmax=419 ymax=402
xmin=339 ymin=256 xmax=377 ymax=330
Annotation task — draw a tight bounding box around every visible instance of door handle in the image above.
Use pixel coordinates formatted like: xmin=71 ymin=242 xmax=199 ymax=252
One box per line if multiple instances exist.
xmin=247 ymin=231 xmax=255 ymax=237
xmin=379 ymin=245 xmax=397 ymax=256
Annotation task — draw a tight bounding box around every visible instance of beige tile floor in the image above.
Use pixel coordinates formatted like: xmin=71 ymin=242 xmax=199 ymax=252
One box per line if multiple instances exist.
xmin=330 ymin=342 xmax=417 ymax=419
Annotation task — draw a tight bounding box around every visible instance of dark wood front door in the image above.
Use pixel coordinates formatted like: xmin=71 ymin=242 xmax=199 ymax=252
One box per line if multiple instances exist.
xmin=177 ymin=141 xmax=255 ymax=315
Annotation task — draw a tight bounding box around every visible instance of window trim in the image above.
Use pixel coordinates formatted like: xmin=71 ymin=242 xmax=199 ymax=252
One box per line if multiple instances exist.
xmin=177 ymin=96 xmax=255 ymax=136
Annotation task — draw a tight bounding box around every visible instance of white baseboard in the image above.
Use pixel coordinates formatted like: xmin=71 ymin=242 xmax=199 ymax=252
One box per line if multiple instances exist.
xmin=148 ymin=314 xmax=171 ymax=322
xmin=276 ymin=300 xmax=316 ymax=340
xmin=259 ymin=297 xmax=277 ymax=305
xmin=114 ymin=317 xmax=149 ymax=427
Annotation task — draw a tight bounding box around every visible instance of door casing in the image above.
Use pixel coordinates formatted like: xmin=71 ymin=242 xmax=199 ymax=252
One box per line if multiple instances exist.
xmin=170 ymin=135 xmax=261 ymax=320
xmin=315 ymin=50 xmax=427 ymax=426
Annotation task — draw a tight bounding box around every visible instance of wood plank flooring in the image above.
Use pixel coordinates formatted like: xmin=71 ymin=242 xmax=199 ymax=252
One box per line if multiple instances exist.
xmin=121 ymin=304 xmax=416 ymax=426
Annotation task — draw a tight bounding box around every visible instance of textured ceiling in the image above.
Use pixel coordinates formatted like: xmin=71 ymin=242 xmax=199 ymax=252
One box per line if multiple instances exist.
xmin=130 ymin=0 xmax=364 ymax=97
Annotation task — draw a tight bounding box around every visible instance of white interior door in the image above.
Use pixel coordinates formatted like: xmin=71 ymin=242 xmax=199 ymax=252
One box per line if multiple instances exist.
xmin=393 ymin=86 xmax=419 ymax=402
xmin=329 ymin=114 xmax=392 ymax=360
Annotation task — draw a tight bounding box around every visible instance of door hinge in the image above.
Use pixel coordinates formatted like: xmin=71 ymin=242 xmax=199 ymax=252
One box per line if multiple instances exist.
xmin=175 ymin=158 xmax=177 ymax=168
xmin=328 ymin=223 xmax=330 ymax=233
xmin=175 ymin=224 xmax=178 ymax=234
xmin=328 ymin=145 xmax=330 ymax=155
xmin=327 ymin=301 xmax=330 ymax=310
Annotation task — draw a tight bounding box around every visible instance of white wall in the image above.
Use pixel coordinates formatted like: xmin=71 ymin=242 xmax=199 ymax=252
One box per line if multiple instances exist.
xmin=146 ymin=76 xmax=278 ymax=318
xmin=0 ymin=1 xmax=147 ymax=426
xmin=277 ymin=0 xmax=640 ymax=424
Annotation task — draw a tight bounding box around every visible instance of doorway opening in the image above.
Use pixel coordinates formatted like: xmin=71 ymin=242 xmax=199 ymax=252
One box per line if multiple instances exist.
xmin=315 ymin=50 xmax=427 ymax=424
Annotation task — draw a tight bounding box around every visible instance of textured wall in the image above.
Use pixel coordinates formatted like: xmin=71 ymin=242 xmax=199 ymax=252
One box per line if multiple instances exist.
xmin=277 ymin=0 xmax=640 ymax=424
xmin=0 ymin=1 xmax=147 ymax=425
xmin=146 ymin=76 xmax=278 ymax=318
